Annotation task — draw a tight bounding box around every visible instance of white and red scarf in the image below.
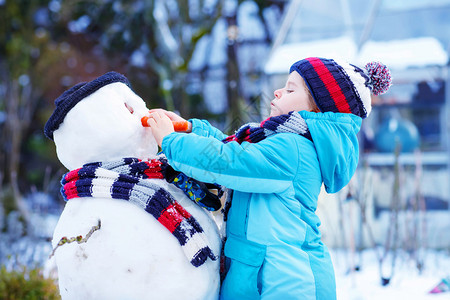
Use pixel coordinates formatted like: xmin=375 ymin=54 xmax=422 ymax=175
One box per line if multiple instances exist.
xmin=60 ymin=157 xmax=217 ymax=267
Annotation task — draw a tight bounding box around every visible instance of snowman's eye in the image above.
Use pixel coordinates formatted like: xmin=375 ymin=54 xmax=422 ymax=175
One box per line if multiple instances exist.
xmin=124 ymin=103 xmax=134 ymax=114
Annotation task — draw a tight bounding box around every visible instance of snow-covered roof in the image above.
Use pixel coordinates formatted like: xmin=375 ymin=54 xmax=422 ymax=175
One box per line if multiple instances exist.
xmin=357 ymin=37 xmax=449 ymax=70
xmin=264 ymin=36 xmax=357 ymax=74
xmin=265 ymin=36 xmax=448 ymax=75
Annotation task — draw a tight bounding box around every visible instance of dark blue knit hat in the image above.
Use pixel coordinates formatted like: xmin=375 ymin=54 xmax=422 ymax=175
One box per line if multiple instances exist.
xmin=290 ymin=57 xmax=392 ymax=119
xmin=44 ymin=72 xmax=129 ymax=140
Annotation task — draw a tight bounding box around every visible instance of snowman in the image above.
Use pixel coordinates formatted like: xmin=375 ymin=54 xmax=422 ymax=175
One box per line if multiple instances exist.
xmin=44 ymin=72 xmax=222 ymax=300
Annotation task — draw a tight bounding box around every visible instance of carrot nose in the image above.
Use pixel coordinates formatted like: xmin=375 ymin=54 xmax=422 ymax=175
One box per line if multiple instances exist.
xmin=141 ymin=116 xmax=150 ymax=127
xmin=141 ymin=116 xmax=189 ymax=132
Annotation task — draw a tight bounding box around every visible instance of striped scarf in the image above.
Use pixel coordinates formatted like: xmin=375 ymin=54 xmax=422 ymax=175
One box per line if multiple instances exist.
xmin=60 ymin=157 xmax=217 ymax=267
xmin=223 ymin=111 xmax=312 ymax=144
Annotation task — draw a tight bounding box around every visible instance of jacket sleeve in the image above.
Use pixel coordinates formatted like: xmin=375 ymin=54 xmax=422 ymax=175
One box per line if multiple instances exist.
xmin=189 ymin=118 xmax=228 ymax=140
xmin=161 ymin=132 xmax=300 ymax=194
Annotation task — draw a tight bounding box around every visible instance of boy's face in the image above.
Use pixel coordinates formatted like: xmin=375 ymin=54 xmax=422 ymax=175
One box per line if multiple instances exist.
xmin=270 ymin=71 xmax=314 ymax=117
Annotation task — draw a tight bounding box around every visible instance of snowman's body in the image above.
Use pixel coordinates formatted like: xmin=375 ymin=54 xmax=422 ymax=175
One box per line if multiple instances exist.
xmin=53 ymin=181 xmax=221 ymax=300
xmin=47 ymin=75 xmax=221 ymax=300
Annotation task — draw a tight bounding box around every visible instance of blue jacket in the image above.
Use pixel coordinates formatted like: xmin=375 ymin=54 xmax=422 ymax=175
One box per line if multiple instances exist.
xmin=162 ymin=111 xmax=362 ymax=300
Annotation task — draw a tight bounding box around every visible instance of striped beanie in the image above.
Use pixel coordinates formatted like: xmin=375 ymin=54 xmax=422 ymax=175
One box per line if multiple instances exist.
xmin=290 ymin=57 xmax=392 ymax=119
xmin=44 ymin=71 xmax=129 ymax=140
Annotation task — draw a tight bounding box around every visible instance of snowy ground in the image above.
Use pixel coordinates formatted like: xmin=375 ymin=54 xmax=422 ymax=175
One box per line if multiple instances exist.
xmin=332 ymin=249 xmax=450 ymax=300
xmin=2 ymin=208 xmax=449 ymax=300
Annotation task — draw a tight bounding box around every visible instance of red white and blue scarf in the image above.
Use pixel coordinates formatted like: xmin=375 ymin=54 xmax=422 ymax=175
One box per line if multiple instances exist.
xmin=60 ymin=157 xmax=217 ymax=267
xmin=223 ymin=111 xmax=312 ymax=144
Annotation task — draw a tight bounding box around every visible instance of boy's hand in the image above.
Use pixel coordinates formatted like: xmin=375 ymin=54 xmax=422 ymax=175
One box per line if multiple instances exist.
xmin=147 ymin=108 xmax=192 ymax=133
xmin=148 ymin=109 xmax=186 ymax=123
xmin=147 ymin=111 xmax=175 ymax=147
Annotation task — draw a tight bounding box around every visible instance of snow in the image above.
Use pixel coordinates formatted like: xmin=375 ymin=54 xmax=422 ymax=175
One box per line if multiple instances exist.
xmin=264 ymin=36 xmax=358 ymax=74
xmin=53 ymin=82 xmax=157 ymax=170
xmin=20 ymin=72 xmax=450 ymax=300
xmin=52 ymin=193 xmax=221 ymax=300
xmin=332 ymin=249 xmax=450 ymax=300
xmin=48 ymin=78 xmax=222 ymax=299
xmin=264 ymin=36 xmax=448 ymax=74
xmin=358 ymin=37 xmax=448 ymax=70
xmin=7 ymin=195 xmax=450 ymax=300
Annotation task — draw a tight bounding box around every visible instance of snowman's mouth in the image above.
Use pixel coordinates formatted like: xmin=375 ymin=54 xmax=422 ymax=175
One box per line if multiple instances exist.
xmin=124 ymin=103 xmax=134 ymax=114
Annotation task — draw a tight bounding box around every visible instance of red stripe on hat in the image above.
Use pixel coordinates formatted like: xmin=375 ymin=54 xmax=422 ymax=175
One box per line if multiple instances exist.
xmin=306 ymin=57 xmax=351 ymax=113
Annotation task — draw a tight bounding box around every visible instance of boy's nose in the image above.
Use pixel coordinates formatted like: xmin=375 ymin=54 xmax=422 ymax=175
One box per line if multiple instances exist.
xmin=274 ymin=89 xmax=282 ymax=99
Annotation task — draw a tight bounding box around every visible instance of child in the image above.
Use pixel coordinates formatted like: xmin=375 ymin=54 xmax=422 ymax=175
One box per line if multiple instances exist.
xmin=147 ymin=57 xmax=392 ymax=299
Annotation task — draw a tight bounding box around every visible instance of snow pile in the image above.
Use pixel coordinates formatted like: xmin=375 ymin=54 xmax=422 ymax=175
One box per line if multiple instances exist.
xmin=333 ymin=249 xmax=450 ymax=300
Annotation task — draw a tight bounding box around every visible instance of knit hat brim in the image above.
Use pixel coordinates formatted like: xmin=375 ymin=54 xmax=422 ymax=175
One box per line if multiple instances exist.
xmin=290 ymin=57 xmax=367 ymax=118
xmin=44 ymin=72 xmax=129 ymax=140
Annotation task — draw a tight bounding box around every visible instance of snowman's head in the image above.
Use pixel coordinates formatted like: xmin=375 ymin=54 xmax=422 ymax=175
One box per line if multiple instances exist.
xmin=44 ymin=72 xmax=158 ymax=170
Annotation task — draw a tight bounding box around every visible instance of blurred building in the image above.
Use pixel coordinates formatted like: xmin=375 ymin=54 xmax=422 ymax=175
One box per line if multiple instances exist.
xmin=263 ymin=0 xmax=450 ymax=249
